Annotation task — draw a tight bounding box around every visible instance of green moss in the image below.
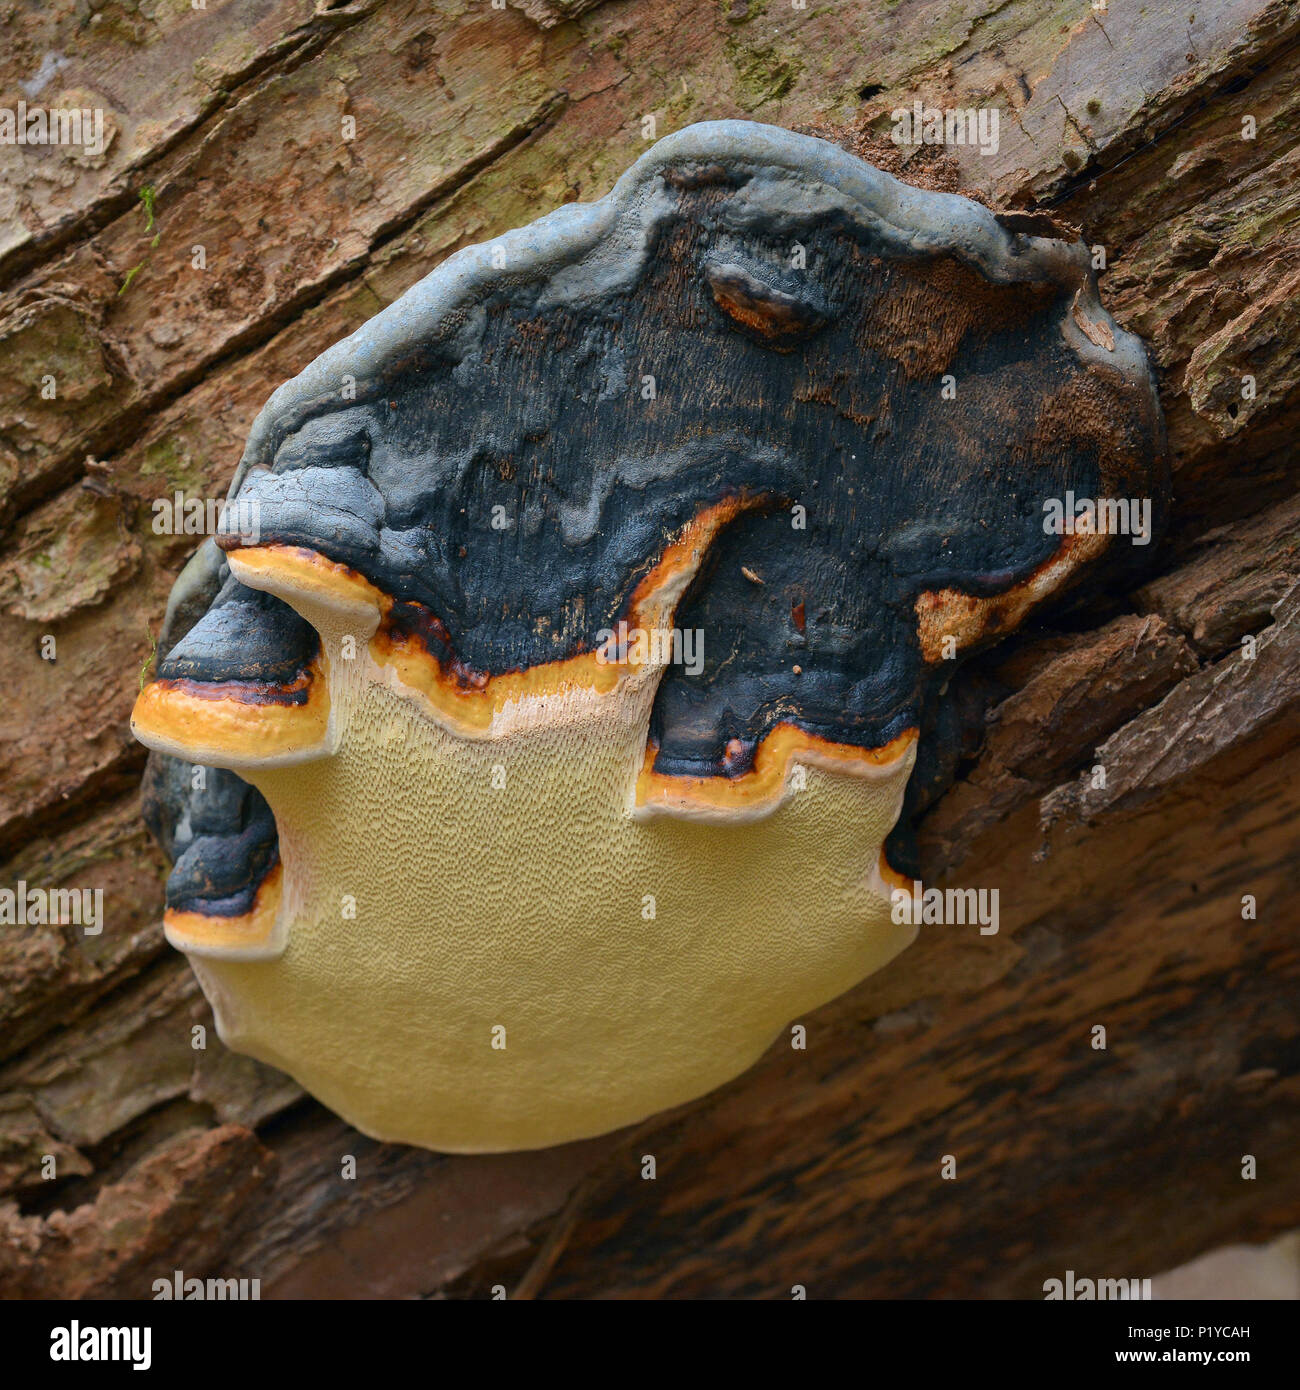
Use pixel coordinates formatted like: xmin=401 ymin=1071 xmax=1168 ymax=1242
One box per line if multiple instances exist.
xmin=118 ymin=185 xmax=163 ymax=298
xmin=118 ymin=262 xmax=146 ymax=296
xmin=142 ymin=435 xmax=200 ymax=491
xmin=140 ymin=627 xmax=157 ymax=692
xmin=722 ymin=0 xmax=768 ymax=25
xmin=726 ymin=37 xmax=803 ymax=110
xmin=90 ymin=4 xmax=153 ymax=47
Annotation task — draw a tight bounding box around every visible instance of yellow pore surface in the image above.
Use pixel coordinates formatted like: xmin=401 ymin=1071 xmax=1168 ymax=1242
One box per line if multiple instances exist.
xmin=191 ymin=636 xmax=919 ymax=1153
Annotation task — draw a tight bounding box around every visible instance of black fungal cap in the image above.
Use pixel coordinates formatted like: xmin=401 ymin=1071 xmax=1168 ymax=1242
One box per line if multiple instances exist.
xmin=141 ymin=120 xmax=1167 ymax=910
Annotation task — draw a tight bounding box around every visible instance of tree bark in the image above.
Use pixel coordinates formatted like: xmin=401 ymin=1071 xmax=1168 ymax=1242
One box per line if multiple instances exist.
xmin=1 ymin=0 xmax=1297 ymax=1298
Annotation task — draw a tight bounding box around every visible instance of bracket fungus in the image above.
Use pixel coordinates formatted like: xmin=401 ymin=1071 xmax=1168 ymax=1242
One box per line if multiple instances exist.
xmin=132 ymin=121 xmax=1166 ymax=1153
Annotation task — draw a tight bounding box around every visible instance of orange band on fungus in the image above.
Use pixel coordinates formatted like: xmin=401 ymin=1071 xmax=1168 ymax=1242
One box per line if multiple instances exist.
xmin=227 ymin=544 xmax=389 ymax=620
xmin=131 ymin=657 xmax=330 ymax=763
xmin=163 ymin=862 xmax=283 ymax=958
xmin=915 ymin=529 xmax=1108 ymax=662
xmin=370 ymin=636 xmax=626 ymax=731
xmin=369 ymin=496 xmax=765 ymax=730
xmin=635 ymin=722 xmax=917 ymax=816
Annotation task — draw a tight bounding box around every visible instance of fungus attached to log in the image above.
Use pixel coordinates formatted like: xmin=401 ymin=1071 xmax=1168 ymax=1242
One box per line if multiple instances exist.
xmin=131 ymin=121 xmax=1166 ymax=1153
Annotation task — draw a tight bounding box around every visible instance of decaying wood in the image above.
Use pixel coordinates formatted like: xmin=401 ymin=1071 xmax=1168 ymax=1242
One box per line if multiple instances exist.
xmin=1 ymin=0 xmax=1298 ymax=1298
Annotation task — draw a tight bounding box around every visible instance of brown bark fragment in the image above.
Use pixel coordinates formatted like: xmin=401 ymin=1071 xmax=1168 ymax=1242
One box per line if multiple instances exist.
xmin=0 ymin=1125 xmax=274 ymax=1299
